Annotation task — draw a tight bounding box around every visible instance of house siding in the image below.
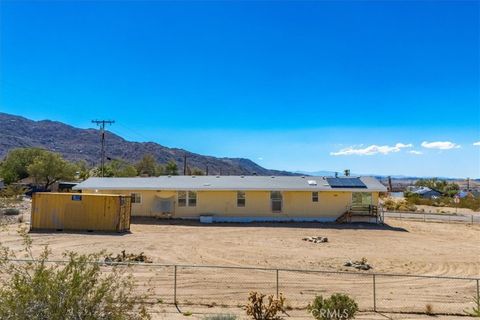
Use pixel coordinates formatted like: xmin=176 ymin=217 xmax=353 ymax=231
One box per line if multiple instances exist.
xmin=81 ymin=189 xmax=379 ymax=220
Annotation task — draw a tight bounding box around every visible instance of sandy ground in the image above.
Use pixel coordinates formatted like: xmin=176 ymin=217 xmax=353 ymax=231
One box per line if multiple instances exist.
xmin=413 ymin=204 xmax=479 ymax=215
xmin=3 ymin=217 xmax=478 ymax=277
xmin=1 ymin=212 xmax=480 ymax=317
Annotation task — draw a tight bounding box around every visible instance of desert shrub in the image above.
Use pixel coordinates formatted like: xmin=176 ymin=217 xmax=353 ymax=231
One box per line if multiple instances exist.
xmin=464 ymin=296 xmax=480 ymax=317
xmin=308 ymin=293 xmax=358 ymax=320
xmin=0 ymin=228 xmax=151 ymax=320
xmin=382 ymin=198 xmax=416 ymax=212
xmin=425 ymin=304 xmax=433 ymax=315
xmin=0 ymin=184 xmax=28 ymax=199
xmin=203 ymin=314 xmax=238 ymax=320
xmin=245 ymin=291 xmax=286 ymax=320
xmin=3 ymin=208 xmax=20 ymax=216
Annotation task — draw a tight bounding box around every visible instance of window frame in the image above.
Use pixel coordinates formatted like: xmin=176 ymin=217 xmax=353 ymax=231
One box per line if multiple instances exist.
xmin=352 ymin=192 xmax=373 ymax=206
xmin=131 ymin=193 xmax=142 ymax=204
xmin=178 ymin=191 xmax=187 ymax=207
xmin=312 ymin=192 xmax=319 ymax=202
xmin=188 ymin=191 xmax=197 ymax=207
xmin=270 ymin=191 xmax=283 ymax=213
xmin=237 ymin=191 xmax=246 ymax=207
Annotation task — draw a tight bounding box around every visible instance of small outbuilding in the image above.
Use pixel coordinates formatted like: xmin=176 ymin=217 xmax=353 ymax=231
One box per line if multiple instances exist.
xmin=31 ymin=193 xmax=131 ymax=232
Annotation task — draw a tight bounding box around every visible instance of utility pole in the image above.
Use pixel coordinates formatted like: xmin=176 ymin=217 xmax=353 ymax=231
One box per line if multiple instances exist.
xmin=91 ymin=120 xmax=115 ymax=177
xmin=183 ymin=154 xmax=187 ymax=175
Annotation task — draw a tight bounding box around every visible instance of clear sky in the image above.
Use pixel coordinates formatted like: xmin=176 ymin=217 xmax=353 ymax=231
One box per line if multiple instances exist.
xmin=1 ymin=1 xmax=479 ymax=178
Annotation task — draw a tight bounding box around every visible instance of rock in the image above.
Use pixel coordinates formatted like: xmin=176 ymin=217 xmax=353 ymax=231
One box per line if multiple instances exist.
xmin=302 ymin=236 xmax=328 ymax=244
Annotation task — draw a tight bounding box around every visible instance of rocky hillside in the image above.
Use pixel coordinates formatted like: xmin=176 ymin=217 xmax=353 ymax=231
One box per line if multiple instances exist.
xmin=0 ymin=112 xmax=296 ymax=176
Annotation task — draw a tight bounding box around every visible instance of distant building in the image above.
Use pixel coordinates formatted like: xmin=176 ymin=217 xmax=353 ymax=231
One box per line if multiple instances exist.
xmin=410 ymin=186 xmax=442 ymax=199
xmin=456 ymin=190 xmax=480 ymax=199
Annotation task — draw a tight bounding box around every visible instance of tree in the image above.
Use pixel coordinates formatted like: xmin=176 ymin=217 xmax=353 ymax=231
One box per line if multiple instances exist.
xmin=155 ymin=164 xmax=165 ymax=176
xmin=27 ymin=152 xmax=77 ymax=190
xmin=103 ymin=160 xmax=138 ymax=177
xmin=75 ymin=160 xmax=91 ymax=180
xmin=136 ymin=155 xmax=158 ymax=177
xmin=0 ymin=148 xmax=45 ymax=184
xmin=164 ymin=160 xmax=178 ymax=175
xmin=190 ymin=167 xmax=204 ymax=176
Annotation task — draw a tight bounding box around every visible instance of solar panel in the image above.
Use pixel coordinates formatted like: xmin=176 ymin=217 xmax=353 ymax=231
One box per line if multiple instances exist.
xmin=326 ymin=178 xmax=367 ymax=188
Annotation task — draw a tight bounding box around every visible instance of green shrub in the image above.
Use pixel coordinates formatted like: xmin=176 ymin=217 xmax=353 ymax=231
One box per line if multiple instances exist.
xmin=308 ymin=293 xmax=358 ymax=320
xmin=464 ymin=295 xmax=480 ymax=317
xmin=3 ymin=208 xmax=20 ymax=215
xmin=0 ymin=228 xmax=151 ymax=320
xmin=203 ymin=314 xmax=238 ymax=320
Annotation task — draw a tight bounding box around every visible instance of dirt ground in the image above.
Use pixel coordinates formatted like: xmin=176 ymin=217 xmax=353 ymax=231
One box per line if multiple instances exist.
xmin=2 ymin=216 xmax=478 ymax=276
xmin=1 ymin=205 xmax=479 ymax=318
xmin=414 ymin=204 xmax=479 ymax=215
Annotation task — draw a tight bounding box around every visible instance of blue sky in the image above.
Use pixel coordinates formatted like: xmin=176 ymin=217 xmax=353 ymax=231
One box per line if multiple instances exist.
xmin=1 ymin=1 xmax=479 ymax=178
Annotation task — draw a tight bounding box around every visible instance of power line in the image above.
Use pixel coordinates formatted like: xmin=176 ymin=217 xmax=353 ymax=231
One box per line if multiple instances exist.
xmin=91 ymin=120 xmax=115 ymax=177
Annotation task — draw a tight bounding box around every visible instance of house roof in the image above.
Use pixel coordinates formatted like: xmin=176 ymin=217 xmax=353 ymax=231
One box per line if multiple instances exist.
xmin=411 ymin=187 xmax=442 ymax=195
xmin=72 ymin=176 xmax=387 ymax=192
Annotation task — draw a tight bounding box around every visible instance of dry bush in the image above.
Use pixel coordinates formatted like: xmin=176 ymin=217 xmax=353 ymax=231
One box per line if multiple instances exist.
xmin=382 ymin=198 xmax=416 ymax=211
xmin=245 ymin=292 xmax=286 ymax=320
xmin=0 ymin=228 xmax=151 ymax=320
xmin=425 ymin=304 xmax=433 ymax=315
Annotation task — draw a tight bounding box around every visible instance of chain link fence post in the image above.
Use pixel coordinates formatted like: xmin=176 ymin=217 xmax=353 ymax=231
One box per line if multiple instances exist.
xmin=174 ymin=265 xmax=177 ymax=305
xmin=276 ymin=269 xmax=279 ymax=298
xmin=477 ymin=279 xmax=480 ymax=311
xmin=373 ymin=274 xmax=377 ymax=312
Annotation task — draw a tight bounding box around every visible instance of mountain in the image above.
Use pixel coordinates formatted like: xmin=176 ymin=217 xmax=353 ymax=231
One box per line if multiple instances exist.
xmin=0 ymin=112 xmax=297 ymax=176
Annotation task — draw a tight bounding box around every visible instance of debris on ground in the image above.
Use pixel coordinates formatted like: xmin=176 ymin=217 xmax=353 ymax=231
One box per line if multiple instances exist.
xmin=344 ymin=257 xmax=372 ymax=271
xmin=302 ymin=236 xmax=328 ymax=243
xmin=104 ymin=250 xmax=153 ymax=264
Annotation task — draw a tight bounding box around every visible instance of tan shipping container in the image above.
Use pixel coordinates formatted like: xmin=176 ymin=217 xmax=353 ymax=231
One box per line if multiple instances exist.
xmin=31 ymin=193 xmax=131 ymax=232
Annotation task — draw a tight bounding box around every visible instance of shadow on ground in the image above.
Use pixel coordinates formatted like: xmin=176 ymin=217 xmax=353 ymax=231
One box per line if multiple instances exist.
xmin=131 ymin=217 xmax=408 ymax=232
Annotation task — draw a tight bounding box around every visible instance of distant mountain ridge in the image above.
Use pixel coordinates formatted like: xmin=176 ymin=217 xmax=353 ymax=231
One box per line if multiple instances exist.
xmin=0 ymin=112 xmax=297 ymax=176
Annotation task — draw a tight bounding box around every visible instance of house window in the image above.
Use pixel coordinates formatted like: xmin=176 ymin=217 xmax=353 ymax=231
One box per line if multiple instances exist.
xmin=352 ymin=192 xmax=372 ymax=206
xmin=188 ymin=191 xmax=197 ymax=207
xmin=131 ymin=193 xmax=142 ymax=204
xmin=71 ymin=195 xmax=82 ymax=201
xmin=312 ymin=192 xmax=318 ymax=202
xmin=271 ymin=191 xmax=282 ymax=213
xmin=178 ymin=191 xmax=187 ymax=207
xmin=237 ymin=191 xmax=246 ymax=207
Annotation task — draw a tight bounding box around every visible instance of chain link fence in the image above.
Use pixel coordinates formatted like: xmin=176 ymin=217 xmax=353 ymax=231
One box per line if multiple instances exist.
xmin=383 ymin=211 xmax=480 ymax=224
xmin=7 ymin=260 xmax=480 ymax=316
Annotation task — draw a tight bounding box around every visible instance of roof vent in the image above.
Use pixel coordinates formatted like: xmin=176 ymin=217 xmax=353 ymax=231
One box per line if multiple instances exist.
xmin=192 ymin=175 xmax=196 ymax=178
xmin=241 ymin=175 xmax=244 ymax=178
xmin=301 ymin=176 xmax=305 ymax=178
xmin=271 ymin=176 xmax=275 ymax=178
xmin=168 ymin=175 xmax=171 ymax=178
xmin=216 ymin=175 xmax=220 ymax=178
xmin=307 ymin=180 xmax=317 ymax=186
xmin=203 ymin=183 xmax=211 ymax=186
